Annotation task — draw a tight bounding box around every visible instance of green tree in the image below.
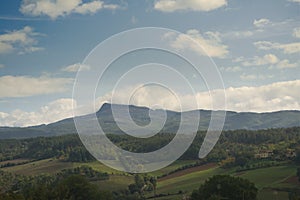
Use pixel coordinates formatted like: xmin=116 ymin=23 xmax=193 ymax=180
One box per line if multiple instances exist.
xmin=235 ymin=152 xmax=253 ymax=167
xmin=55 ymin=175 xmax=113 ymax=200
xmin=297 ymin=168 xmax=300 ymax=182
xmin=149 ymin=176 xmax=157 ymax=196
xmin=295 ymin=150 xmax=300 ymax=164
xmin=190 ymin=175 xmax=258 ymax=200
xmin=289 ymin=193 xmax=300 ymax=200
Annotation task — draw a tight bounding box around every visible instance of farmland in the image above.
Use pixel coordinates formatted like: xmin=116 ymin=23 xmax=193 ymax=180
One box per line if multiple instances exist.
xmin=0 ymin=127 xmax=299 ymax=199
xmin=1 ymin=157 xmax=299 ymax=199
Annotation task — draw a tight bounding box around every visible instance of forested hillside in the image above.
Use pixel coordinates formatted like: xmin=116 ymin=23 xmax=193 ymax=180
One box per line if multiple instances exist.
xmin=0 ymin=104 xmax=299 ymax=139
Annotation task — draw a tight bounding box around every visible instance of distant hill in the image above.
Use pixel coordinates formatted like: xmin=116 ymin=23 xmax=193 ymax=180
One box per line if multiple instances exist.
xmin=0 ymin=103 xmax=299 ymax=139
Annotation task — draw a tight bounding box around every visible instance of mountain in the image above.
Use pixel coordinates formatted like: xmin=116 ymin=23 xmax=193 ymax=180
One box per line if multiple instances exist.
xmin=0 ymin=103 xmax=299 ymax=139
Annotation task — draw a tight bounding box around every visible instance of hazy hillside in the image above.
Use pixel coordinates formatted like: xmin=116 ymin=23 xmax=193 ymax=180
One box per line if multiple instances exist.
xmin=0 ymin=103 xmax=299 ymax=139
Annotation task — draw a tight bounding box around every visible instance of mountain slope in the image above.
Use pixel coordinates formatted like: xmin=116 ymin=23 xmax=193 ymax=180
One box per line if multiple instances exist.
xmin=0 ymin=103 xmax=299 ymax=139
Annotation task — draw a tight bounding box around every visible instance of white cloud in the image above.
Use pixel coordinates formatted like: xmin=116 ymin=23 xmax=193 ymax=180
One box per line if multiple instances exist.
xmin=0 ymin=75 xmax=72 ymax=98
xmin=61 ymin=63 xmax=90 ymax=72
xmin=0 ymin=112 xmax=9 ymax=119
xmin=165 ymin=29 xmax=229 ymax=58
xmin=239 ymin=74 xmax=258 ymax=81
xmin=222 ymin=80 xmax=300 ymax=112
xmin=96 ymin=80 xmax=300 ymax=113
xmin=253 ymin=18 xmax=270 ymax=28
xmin=223 ymin=19 xmax=293 ymax=39
xmin=220 ymin=66 xmax=241 ymax=72
xmin=223 ymin=30 xmax=254 ymax=39
xmin=154 ymin=0 xmax=227 ymax=12
xmin=0 ymin=26 xmax=43 ymax=54
xmin=236 ymin=54 xmax=297 ymax=69
xmin=288 ymin=0 xmax=300 ymax=3
xmin=131 ymin=16 xmax=138 ymax=24
xmin=232 ymin=57 xmax=245 ymax=63
xmin=234 ymin=31 xmax=253 ymax=37
xmin=240 ymin=73 xmax=273 ymax=81
xmin=293 ymin=27 xmax=300 ymax=38
xmin=278 ymin=43 xmax=300 ymax=54
xmin=276 ymin=59 xmax=298 ymax=69
xmin=242 ymin=54 xmax=279 ymax=66
xmin=20 ymin=0 xmax=120 ymax=19
xmin=74 ymin=1 xmax=103 ymax=14
xmin=254 ymin=41 xmax=300 ymax=54
xmin=0 ymin=98 xmax=75 ymax=127
xmin=254 ymin=41 xmax=285 ymax=51
xmin=251 ymin=19 xmax=299 ymax=41
xmin=0 ymin=64 xmax=5 ymax=68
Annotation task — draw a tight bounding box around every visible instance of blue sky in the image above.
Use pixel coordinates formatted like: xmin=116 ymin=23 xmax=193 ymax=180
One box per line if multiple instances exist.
xmin=0 ymin=0 xmax=299 ymax=126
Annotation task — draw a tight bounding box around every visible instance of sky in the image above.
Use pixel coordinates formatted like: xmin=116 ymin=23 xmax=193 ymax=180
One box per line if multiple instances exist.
xmin=0 ymin=0 xmax=299 ymax=127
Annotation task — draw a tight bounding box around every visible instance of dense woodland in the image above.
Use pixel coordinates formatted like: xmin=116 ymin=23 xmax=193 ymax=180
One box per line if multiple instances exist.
xmin=0 ymin=127 xmax=299 ymax=199
xmin=0 ymin=172 xmax=113 ymax=200
xmin=1 ymin=127 xmax=299 ymax=165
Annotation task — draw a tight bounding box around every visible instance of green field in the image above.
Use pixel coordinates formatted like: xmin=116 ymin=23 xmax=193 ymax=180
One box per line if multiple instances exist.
xmin=2 ymin=158 xmax=73 ymax=175
xmin=239 ymin=165 xmax=299 ymax=200
xmin=94 ymin=175 xmax=134 ymax=191
xmin=74 ymin=161 xmax=123 ymax=175
xmin=239 ymin=165 xmax=298 ymax=189
xmin=156 ymin=167 xmax=223 ymax=194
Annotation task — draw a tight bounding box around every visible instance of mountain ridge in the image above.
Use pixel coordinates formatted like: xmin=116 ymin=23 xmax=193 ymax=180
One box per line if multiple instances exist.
xmin=0 ymin=103 xmax=299 ymax=139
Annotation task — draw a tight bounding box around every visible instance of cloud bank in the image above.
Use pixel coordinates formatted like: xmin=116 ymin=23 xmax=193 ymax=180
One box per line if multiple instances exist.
xmin=0 ymin=98 xmax=75 ymax=127
xmin=61 ymin=63 xmax=90 ymax=72
xmin=154 ymin=0 xmax=227 ymax=12
xmin=1 ymin=80 xmax=299 ymax=127
xmin=293 ymin=27 xmax=300 ymax=38
xmin=20 ymin=0 xmax=121 ymax=19
xmin=0 ymin=26 xmax=42 ymax=54
xmin=254 ymin=41 xmax=300 ymax=54
xmin=0 ymin=75 xmax=72 ymax=98
xmin=165 ymin=29 xmax=229 ymax=58
xmin=100 ymin=80 xmax=300 ymax=113
xmin=239 ymin=54 xmax=298 ymax=69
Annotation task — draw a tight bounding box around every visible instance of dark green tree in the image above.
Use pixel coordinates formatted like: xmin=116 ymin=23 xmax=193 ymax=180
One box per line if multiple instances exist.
xmin=149 ymin=176 xmax=157 ymax=196
xmin=297 ymin=168 xmax=300 ymax=182
xmin=295 ymin=150 xmax=300 ymax=164
xmin=55 ymin=175 xmax=113 ymax=200
xmin=190 ymin=175 xmax=258 ymax=200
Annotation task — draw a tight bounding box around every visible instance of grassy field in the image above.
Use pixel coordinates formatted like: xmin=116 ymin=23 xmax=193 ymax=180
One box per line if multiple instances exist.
xmin=257 ymin=189 xmax=289 ymax=200
xmin=73 ymin=161 xmax=123 ymax=174
xmin=156 ymin=167 xmax=224 ymax=194
xmin=1 ymin=158 xmax=73 ymax=175
xmin=93 ymin=175 xmax=134 ymax=191
xmin=239 ymin=165 xmax=298 ymax=189
xmin=238 ymin=165 xmax=299 ymax=200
